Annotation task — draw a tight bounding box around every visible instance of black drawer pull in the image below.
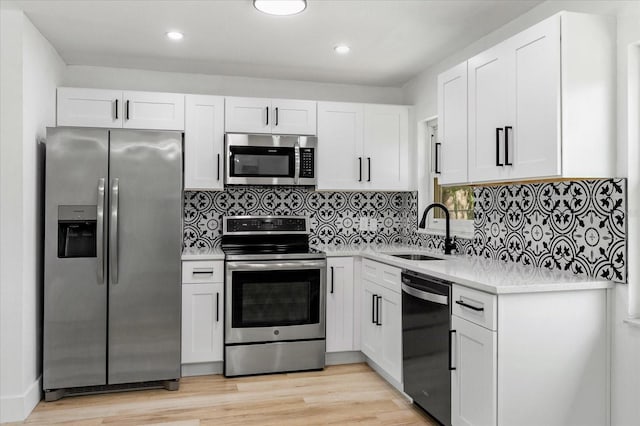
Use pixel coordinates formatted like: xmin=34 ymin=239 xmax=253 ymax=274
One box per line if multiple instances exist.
xmin=495 ymin=127 xmax=503 ymax=166
xmin=455 ymin=300 xmax=484 ymax=312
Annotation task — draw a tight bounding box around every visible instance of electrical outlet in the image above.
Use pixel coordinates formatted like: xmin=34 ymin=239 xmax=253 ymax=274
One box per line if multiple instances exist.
xmin=369 ymin=218 xmax=377 ymax=231
xmin=359 ymin=217 xmax=368 ymax=231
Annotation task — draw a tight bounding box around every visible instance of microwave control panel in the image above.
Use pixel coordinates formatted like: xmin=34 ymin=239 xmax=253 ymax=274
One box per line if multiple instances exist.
xmin=300 ymin=148 xmax=314 ymax=178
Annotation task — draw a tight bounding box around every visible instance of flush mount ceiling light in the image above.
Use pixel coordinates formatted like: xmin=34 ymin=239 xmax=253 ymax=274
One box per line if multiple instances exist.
xmin=334 ymin=44 xmax=351 ymax=54
xmin=253 ymin=0 xmax=307 ymax=16
xmin=166 ymin=31 xmax=184 ymax=41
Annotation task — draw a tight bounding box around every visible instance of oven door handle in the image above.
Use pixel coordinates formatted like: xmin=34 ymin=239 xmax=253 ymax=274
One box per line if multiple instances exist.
xmin=225 ymin=260 xmax=327 ymax=271
xmin=294 ymin=141 xmax=301 ymax=184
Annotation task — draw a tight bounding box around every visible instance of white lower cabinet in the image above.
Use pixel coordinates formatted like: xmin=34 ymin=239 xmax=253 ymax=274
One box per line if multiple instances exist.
xmin=181 ymin=261 xmax=224 ymax=366
xmin=326 ymin=257 xmax=355 ymax=353
xmin=451 ymin=315 xmax=497 ymax=426
xmin=360 ymin=260 xmax=402 ymax=385
xmin=450 ymin=284 xmax=608 ymax=426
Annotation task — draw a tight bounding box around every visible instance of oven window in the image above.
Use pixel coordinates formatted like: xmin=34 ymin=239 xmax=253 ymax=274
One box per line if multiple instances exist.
xmin=231 ymin=269 xmax=320 ymax=328
xmin=230 ymin=146 xmax=294 ymax=177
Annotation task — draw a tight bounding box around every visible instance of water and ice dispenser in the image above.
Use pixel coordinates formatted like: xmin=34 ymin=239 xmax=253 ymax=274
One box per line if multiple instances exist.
xmin=57 ymin=205 xmax=97 ymax=258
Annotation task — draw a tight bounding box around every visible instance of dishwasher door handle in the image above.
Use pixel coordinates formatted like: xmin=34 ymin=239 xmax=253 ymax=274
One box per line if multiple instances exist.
xmin=402 ymin=283 xmax=448 ymax=305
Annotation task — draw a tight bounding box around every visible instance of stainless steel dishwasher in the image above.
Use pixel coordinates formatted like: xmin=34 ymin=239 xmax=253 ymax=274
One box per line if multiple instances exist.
xmin=401 ymin=270 xmax=452 ymax=426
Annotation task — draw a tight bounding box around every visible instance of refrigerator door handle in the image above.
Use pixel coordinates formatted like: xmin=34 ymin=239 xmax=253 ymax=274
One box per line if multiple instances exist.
xmin=110 ymin=178 xmax=119 ymax=284
xmin=97 ymin=178 xmax=106 ymax=284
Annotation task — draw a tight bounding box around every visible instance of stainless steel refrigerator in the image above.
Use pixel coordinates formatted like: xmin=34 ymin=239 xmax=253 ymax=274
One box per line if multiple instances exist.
xmin=43 ymin=127 xmax=182 ymax=401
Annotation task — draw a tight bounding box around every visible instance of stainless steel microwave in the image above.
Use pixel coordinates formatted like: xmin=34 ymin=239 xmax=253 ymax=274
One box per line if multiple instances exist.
xmin=225 ymin=134 xmax=317 ymax=186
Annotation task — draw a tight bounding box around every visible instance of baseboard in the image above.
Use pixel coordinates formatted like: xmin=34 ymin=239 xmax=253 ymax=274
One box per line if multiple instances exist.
xmin=181 ymin=362 xmax=223 ymax=377
xmin=0 ymin=375 xmax=42 ymax=423
xmin=364 ymin=355 xmax=403 ymax=393
xmin=325 ymin=351 xmax=365 ymax=365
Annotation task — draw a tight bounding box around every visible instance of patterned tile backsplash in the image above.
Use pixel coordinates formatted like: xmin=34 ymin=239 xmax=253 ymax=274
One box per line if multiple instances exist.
xmin=184 ymin=187 xmax=408 ymax=248
xmin=184 ymin=179 xmax=627 ymax=283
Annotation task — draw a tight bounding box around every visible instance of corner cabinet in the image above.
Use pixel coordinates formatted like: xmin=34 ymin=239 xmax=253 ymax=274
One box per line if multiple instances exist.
xmin=57 ymin=87 xmax=185 ymax=130
xmin=317 ymin=102 xmax=409 ymax=191
xmin=181 ymin=261 xmax=224 ymax=371
xmin=451 ymin=284 xmax=608 ymax=426
xmin=360 ymin=259 xmax=402 ymax=386
xmin=184 ymin=95 xmax=225 ymax=190
xmin=224 ymin=96 xmax=317 ymax=135
xmin=326 ymin=257 xmax=355 ymax=353
xmin=439 ymin=11 xmax=615 ymax=185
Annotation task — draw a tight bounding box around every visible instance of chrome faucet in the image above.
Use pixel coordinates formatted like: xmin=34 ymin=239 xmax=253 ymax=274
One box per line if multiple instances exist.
xmin=418 ymin=203 xmax=456 ymax=255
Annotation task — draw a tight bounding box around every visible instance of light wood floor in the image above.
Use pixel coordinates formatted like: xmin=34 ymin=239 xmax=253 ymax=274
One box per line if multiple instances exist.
xmin=13 ymin=364 xmax=438 ymax=425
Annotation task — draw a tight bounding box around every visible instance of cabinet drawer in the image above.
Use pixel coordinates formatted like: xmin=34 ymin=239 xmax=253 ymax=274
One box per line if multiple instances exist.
xmin=361 ymin=259 xmax=380 ymax=282
xmin=379 ymin=263 xmax=401 ymax=293
xmin=452 ymin=285 xmax=497 ymax=331
xmin=182 ymin=261 xmax=224 ymax=283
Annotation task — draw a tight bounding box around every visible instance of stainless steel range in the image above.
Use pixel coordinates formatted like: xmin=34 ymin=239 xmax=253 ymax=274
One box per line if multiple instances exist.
xmin=222 ymin=216 xmax=326 ymax=377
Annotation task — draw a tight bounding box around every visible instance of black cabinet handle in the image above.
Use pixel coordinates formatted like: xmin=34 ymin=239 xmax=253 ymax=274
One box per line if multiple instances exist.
xmin=275 ymin=107 xmax=279 ymax=126
xmin=449 ymin=330 xmax=456 ymax=370
xmin=504 ymin=126 xmax=512 ymax=166
xmin=217 ymin=154 xmax=220 ymax=181
xmin=435 ymin=142 xmax=441 ymax=174
xmin=266 ymin=106 xmax=269 ymax=126
xmin=125 ymin=100 xmax=130 ymax=120
xmin=455 ymin=300 xmax=484 ymax=312
xmin=376 ymin=296 xmax=382 ymax=326
xmin=330 ymin=266 xmax=334 ymax=294
xmin=114 ymin=99 xmax=118 ymax=119
xmin=367 ymin=157 xmax=371 ymax=182
xmin=371 ymin=294 xmax=376 ymax=324
xmin=495 ymin=128 xmax=503 ymax=166
xmin=216 ymin=292 xmax=220 ymax=322
xmin=358 ymin=157 xmax=363 ymax=182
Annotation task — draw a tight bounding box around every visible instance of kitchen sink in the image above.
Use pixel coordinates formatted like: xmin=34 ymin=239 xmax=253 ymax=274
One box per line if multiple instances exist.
xmin=388 ymin=254 xmax=444 ymax=261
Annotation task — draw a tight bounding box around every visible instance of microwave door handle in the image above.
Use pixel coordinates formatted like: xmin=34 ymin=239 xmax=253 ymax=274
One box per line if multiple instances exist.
xmin=294 ymin=142 xmax=301 ymax=184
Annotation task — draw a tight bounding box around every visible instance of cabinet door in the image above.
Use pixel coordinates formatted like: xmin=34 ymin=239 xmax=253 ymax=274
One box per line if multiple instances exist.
xmin=57 ymin=87 xmax=122 ymax=128
xmin=326 ymin=257 xmax=355 ymax=353
xmin=181 ymin=283 xmax=224 ymax=364
xmin=437 ymin=62 xmax=468 ymax=184
xmin=468 ymin=42 xmax=510 ymax=183
xmin=361 ymin=280 xmax=382 ymax=360
xmin=379 ymin=288 xmax=402 ymax=384
xmin=317 ymin=102 xmax=364 ymax=190
xmin=451 ymin=315 xmax=497 ymax=426
xmin=363 ymin=104 xmax=409 ymax=190
xmin=225 ymin=97 xmax=271 ymax=134
xmin=122 ymin=91 xmax=185 ymax=130
xmin=271 ymin=99 xmax=317 ymax=135
xmin=505 ymin=15 xmax=561 ymax=180
xmin=185 ymin=95 xmax=225 ymax=190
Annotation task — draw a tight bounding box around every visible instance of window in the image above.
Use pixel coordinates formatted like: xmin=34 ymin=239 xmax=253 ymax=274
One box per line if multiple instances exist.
xmin=418 ymin=119 xmax=474 ymax=236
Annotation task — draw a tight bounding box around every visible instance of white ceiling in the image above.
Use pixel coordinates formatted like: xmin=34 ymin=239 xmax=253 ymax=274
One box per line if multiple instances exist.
xmin=6 ymin=0 xmax=544 ymax=87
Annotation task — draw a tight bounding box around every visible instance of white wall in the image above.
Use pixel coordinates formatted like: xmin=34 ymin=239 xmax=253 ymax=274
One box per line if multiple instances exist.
xmin=0 ymin=9 xmax=65 ymax=423
xmin=401 ymin=1 xmax=640 ymax=425
xmin=63 ymin=65 xmax=404 ymax=105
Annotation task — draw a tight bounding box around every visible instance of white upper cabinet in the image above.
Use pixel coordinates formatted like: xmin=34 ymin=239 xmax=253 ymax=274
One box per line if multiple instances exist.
xmin=437 ymin=62 xmax=468 ymax=185
xmin=317 ymin=102 xmax=410 ymax=191
xmin=57 ymin=88 xmax=185 ymax=130
xmin=57 ymin=87 xmax=123 ymax=128
xmin=122 ymin=91 xmax=185 ymax=131
xmin=363 ymin=104 xmax=409 ymax=191
xmin=442 ymin=12 xmax=614 ymax=184
xmin=225 ymin=96 xmax=316 ymax=135
xmin=317 ymin=102 xmax=365 ymax=190
xmin=326 ymin=257 xmax=355 ymax=353
xmin=185 ymin=95 xmax=225 ymax=191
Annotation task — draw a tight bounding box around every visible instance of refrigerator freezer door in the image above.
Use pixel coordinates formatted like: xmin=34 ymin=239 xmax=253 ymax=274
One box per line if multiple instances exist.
xmin=107 ymin=129 xmax=182 ymax=384
xmin=44 ymin=127 xmax=109 ymax=389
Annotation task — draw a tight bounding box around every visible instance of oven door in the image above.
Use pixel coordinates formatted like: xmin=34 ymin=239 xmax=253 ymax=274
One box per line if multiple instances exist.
xmin=225 ymin=134 xmax=298 ymax=185
xmin=225 ymin=259 xmax=326 ymax=344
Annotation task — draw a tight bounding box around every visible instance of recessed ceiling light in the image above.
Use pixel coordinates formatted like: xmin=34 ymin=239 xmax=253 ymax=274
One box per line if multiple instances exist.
xmin=334 ymin=45 xmax=351 ymax=54
xmin=254 ymin=0 xmax=307 ymax=16
xmin=166 ymin=31 xmax=184 ymax=41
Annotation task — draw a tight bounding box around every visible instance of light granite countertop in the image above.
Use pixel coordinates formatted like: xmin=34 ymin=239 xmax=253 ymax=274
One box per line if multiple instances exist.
xmin=181 ymin=243 xmax=613 ymax=294
xmin=314 ymin=244 xmax=613 ymax=295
